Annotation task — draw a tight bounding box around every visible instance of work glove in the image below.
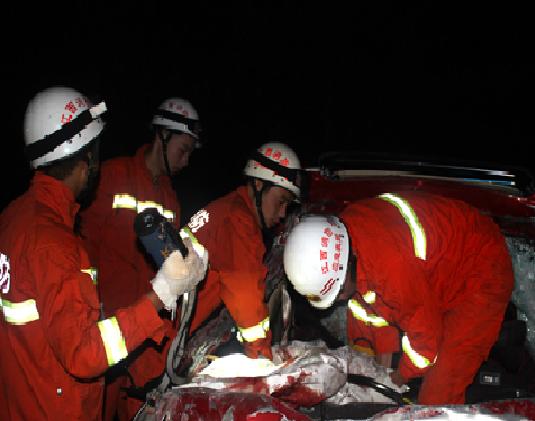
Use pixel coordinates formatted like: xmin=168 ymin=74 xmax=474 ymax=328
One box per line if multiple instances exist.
xmin=151 ymin=238 xmax=209 ymax=311
xmin=243 ymin=331 xmax=273 ymax=361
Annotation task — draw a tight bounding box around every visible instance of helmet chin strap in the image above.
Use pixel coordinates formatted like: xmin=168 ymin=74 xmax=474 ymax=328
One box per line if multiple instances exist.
xmin=157 ymin=128 xmax=173 ymax=178
xmin=252 ymin=179 xmax=272 ymax=232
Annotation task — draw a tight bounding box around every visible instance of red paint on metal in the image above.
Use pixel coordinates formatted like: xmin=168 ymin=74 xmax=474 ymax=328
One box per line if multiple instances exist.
xmin=481 ymin=399 xmax=535 ymax=418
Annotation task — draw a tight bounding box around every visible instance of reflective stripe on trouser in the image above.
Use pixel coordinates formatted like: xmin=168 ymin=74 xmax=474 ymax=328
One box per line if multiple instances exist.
xmin=348 ymin=299 xmax=389 ymax=327
xmin=0 ymin=297 xmax=39 ymax=325
xmin=378 ymin=193 xmax=427 ymax=260
xmin=98 ymin=316 xmax=128 ymax=366
xmin=112 ymin=194 xmax=175 ymax=221
xmin=237 ymin=317 xmax=270 ymax=342
xmin=402 ymin=334 xmax=436 ymax=369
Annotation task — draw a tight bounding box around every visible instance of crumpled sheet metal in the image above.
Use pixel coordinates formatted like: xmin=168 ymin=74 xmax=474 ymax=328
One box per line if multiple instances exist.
xmin=182 ymin=340 xmax=406 ymax=407
xmin=367 ymin=398 xmax=535 ymax=421
xmin=137 ymin=389 xmax=312 ymax=421
xmin=506 ymin=237 xmax=535 ymax=361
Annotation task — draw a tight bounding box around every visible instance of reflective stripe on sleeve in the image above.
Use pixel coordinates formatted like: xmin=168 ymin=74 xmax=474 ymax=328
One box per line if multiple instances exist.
xmin=81 ymin=268 xmax=98 ymax=285
xmin=0 ymin=298 xmax=39 ymax=325
xmin=348 ymin=299 xmax=389 ymax=327
xmin=236 ymin=317 xmax=270 ymax=343
xmin=362 ymin=290 xmax=376 ymax=304
xmin=378 ymin=193 xmax=427 ymax=260
xmin=97 ymin=316 xmax=128 ymax=366
xmin=402 ymin=334 xmax=436 ymax=369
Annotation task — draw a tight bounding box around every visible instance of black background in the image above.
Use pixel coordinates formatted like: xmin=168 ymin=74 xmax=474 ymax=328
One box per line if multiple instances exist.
xmin=3 ymin=3 xmax=534 ymax=222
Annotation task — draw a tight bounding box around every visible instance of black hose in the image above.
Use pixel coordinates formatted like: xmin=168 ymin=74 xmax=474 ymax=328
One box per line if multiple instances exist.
xmin=347 ymin=374 xmax=407 ymax=405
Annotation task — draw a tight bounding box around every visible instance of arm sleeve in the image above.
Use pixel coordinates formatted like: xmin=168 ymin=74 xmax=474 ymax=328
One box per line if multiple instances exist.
xmin=375 ymin=256 xmax=442 ymax=380
xmin=35 ymin=243 xmax=165 ymax=379
xmin=217 ymin=214 xmax=269 ymax=331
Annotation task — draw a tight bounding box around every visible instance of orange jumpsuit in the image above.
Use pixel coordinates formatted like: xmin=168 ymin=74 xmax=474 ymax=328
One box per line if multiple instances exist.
xmin=188 ymin=186 xmax=272 ymax=358
xmin=80 ymin=144 xmax=180 ymax=420
xmin=0 ymin=173 xmax=165 ymax=420
xmin=342 ymin=192 xmax=514 ymax=404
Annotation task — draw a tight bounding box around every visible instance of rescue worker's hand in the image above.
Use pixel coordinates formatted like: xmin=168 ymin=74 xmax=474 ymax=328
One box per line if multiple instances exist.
xmin=151 ymin=239 xmax=209 ymax=311
xmin=243 ymin=334 xmax=273 ymax=361
xmin=390 ymin=369 xmax=408 ymax=387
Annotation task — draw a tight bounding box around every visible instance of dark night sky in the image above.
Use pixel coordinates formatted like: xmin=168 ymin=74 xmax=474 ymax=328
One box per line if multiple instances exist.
xmin=2 ymin=3 xmax=534 ymax=222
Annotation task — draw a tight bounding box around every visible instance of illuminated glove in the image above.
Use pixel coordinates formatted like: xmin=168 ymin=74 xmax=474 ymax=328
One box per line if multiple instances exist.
xmin=151 ymin=238 xmax=209 ymax=310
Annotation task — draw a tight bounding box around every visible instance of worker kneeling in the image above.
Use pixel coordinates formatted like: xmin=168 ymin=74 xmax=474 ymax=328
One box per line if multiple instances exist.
xmin=283 ymin=192 xmax=514 ymax=405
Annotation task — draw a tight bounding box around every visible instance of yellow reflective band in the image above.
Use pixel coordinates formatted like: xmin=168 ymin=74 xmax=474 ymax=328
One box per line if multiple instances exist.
xmin=362 ymin=290 xmax=376 ymax=304
xmin=163 ymin=210 xmax=175 ymax=221
xmin=402 ymin=334 xmax=436 ymax=369
xmin=97 ymin=317 xmax=128 ymax=366
xmin=379 ymin=193 xmax=427 ymax=260
xmin=0 ymin=298 xmax=39 ymax=325
xmin=112 ymin=194 xmax=137 ymax=210
xmin=81 ymin=268 xmax=98 ymax=285
xmin=112 ymin=195 xmax=175 ymax=221
xmin=180 ymin=226 xmax=206 ymax=258
xmin=348 ymin=299 xmax=389 ymax=327
xmin=236 ymin=317 xmax=270 ymax=343
xmin=137 ymin=200 xmax=163 ymax=215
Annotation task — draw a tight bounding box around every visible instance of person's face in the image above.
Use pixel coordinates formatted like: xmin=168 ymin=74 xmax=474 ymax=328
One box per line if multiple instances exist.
xmin=164 ymin=133 xmax=195 ymax=174
xmin=336 ymin=255 xmax=356 ymax=301
xmin=77 ymin=143 xmax=101 ymax=203
xmin=260 ymin=184 xmax=295 ymax=228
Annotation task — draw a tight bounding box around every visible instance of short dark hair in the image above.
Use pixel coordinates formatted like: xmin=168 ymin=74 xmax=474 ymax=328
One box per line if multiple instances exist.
xmin=40 ymin=139 xmax=100 ymax=181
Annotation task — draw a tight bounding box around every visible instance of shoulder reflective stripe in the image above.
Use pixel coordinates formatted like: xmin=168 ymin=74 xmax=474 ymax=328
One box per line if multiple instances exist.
xmin=236 ymin=317 xmax=270 ymax=343
xmin=378 ymin=193 xmax=427 ymax=260
xmin=348 ymin=299 xmax=389 ymax=327
xmin=0 ymin=298 xmax=39 ymax=325
xmin=112 ymin=195 xmax=175 ymax=221
xmin=401 ymin=334 xmax=436 ymax=369
xmin=81 ymin=268 xmax=98 ymax=285
xmin=112 ymin=194 xmax=137 ymax=210
xmin=97 ymin=317 xmax=128 ymax=366
xmin=362 ymin=290 xmax=376 ymax=304
xmin=180 ymin=226 xmax=206 ymax=257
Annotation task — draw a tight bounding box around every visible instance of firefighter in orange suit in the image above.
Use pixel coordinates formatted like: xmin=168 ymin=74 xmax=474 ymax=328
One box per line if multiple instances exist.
xmin=0 ymin=87 xmax=206 ymax=420
xmin=186 ymin=142 xmax=302 ymax=360
xmin=79 ymin=97 xmax=201 ymax=420
xmin=283 ymin=192 xmax=514 ymax=404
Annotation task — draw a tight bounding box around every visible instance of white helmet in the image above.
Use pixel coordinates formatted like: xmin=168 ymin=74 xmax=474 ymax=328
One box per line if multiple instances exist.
xmin=244 ymin=142 xmax=301 ymax=198
xmin=283 ymin=215 xmax=349 ymax=309
xmin=152 ymin=97 xmax=201 ymax=144
xmin=24 ymin=86 xmax=106 ymax=169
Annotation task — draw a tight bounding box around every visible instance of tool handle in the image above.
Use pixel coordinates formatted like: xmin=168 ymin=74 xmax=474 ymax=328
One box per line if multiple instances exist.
xmin=134 ymin=208 xmax=188 ymax=268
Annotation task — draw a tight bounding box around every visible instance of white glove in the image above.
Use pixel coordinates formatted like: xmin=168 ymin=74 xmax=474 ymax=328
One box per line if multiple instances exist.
xmin=151 ymin=238 xmax=209 ymax=310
